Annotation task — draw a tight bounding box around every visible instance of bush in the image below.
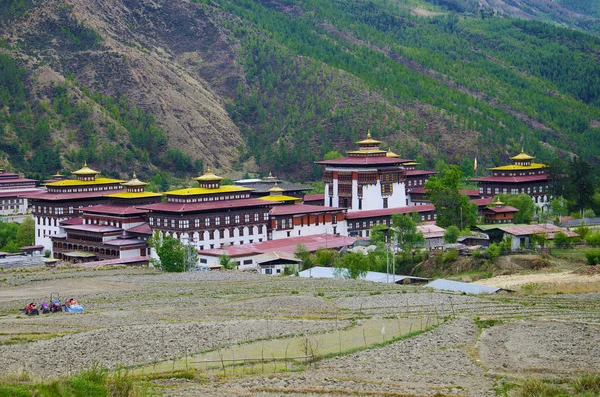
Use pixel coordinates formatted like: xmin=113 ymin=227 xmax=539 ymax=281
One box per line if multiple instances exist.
xmin=486 ymin=243 xmax=501 ymax=262
xmin=442 ymin=248 xmax=458 ymax=263
xmin=584 ymin=232 xmax=600 ymax=247
xmin=585 ymin=249 xmax=600 ymax=265
xmin=472 ymin=250 xmax=481 ymax=258
xmin=554 ymin=231 xmax=573 ymax=249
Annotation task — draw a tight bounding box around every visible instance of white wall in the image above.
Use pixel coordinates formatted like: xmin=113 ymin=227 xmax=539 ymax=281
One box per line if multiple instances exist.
xmin=119 ymin=248 xmax=144 ymax=259
xmin=162 ymin=224 xmax=268 ymax=251
xmin=35 ymin=215 xmax=67 ymax=252
xmin=271 ymin=220 xmax=348 ymax=240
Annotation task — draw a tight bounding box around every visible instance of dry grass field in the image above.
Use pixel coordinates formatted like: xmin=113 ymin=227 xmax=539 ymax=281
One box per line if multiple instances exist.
xmin=0 ymin=263 xmax=599 ymax=396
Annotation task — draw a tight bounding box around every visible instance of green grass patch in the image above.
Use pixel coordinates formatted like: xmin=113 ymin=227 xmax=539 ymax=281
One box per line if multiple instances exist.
xmin=473 ymin=317 xmax=503 ymax=330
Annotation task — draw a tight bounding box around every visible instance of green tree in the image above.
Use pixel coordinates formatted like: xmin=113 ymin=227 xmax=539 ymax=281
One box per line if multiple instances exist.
xmin=390 ymin=213 xmax=425 ymax=249
xmin=314 ymin=248 xmax=335 ymax=267
xmin=550 ymin=197 xmax=569 ymax=222
xmin=334 ymin=252 xmax=369 ymax=279
xmin=154 ymin=235 xmax=185 ymax=272
xmin=486 ymin=243 xmax=501 ymax=262
xmin=369 ymin=224 xmax=388 ymax=245
xmin=498 ymin=194 xmax=535 ymax=224
xmin=570 ymin=157 xmax=595 ymax=215
xmin=443 ymin=225 xmax=460 ymax=244
xmin=323 ymin=151 xmax=343 ymax=160
xmin=529 ymin=232 xmax=548 ymax=249
xmin=15 ymin=217 xmax=34 ymax=248
xmin=219 ymin=255 xmax=236 ymax=270
xmin=553 ymin=231 xmax=573 ymax=249
xmin=425 ymin=166 xmax=478 ymax=229
xmin=295 ymin=243 xmax=313 ymax=270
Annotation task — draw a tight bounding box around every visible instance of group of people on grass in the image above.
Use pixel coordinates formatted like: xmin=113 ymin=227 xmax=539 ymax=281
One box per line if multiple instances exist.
xmin=22 ymin=297 xmax=83 ymax=315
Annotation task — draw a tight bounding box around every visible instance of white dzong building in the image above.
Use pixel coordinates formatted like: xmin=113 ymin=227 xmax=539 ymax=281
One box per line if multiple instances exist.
xmin=316 ymin=132 xmax=414 ymax=212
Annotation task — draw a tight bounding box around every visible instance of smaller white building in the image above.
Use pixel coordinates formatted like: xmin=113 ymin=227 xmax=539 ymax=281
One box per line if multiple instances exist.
xmin=197 ymin=234 xmax=358 ymax=273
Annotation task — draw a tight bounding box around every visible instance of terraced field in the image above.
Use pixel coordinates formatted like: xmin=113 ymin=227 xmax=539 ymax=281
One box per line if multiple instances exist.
xmin=0 ymin=265 xmax=598 ymax=396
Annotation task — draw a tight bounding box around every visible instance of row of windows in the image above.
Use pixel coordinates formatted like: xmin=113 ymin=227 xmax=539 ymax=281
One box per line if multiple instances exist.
xmin=1 ymin=199 xmax=23 ymax=204
xmin=149 ymin=213 xmax=269 ymax=229
xmin=407 ymin=179 xmax=424 ymax=187
xmin=169 ymin=194 xmax=250 ymax=203
xmin=38 ymin=206 xmax=71 ymax=215
xmin=47 ymin=185 xmax=120 ymax=194
xmin=277 ymin=215 xmax=337 ymax=229
xmin=479 ymin=185 xmax=549 ymax=195
xmin=348 ymin=213 xmax=436 ymax=229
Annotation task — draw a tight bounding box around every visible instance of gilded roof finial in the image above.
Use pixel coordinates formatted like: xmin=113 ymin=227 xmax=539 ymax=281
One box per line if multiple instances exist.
xmin=83 ymin=161 xmax=87 ymax=167
xmin=367 ymin=129 xmax=371 ymax=139
xmin=132 ymin=171 xmax=137 ymax=179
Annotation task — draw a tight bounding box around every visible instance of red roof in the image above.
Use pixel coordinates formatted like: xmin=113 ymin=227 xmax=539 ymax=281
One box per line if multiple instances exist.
xmin=317 ymin=157 xmax=412 ymax=166
xmin=104 ymin=239 xmax=146 ymax=247
xmin=303 ymin=193 xmax=324 ymax=202
xmin=405 ymin=170 xmax=436 ymax=176
xmin=460 ymin=189 xmax=480 ymax=198
xmin=63 ymin=224 xmax=122 ymax=233
xmin=0 ymin=188 xmax=44 ymax=198
xmin=497 ymin=224 xmax=578 ymax=238
xmin=19 ymin=245 xmax=45 ymax=251
xmin=27 ymin=190 xmax=126 ymax=201
xmin=409 ymin=187 xmax=427 ymax=195
xmin=270 ymin=204 xmax=343 ymax=216
xmin=471 ymin=198 xmax=494 ymax=207
xmin=139 ymin=198 xmax=271 ymax=213
xmin=60 ymin=218 xmax=84 ymax=226
xmin=199 ymin=234 xmax=358 ymax=257
xmin=73 ymin=256 xmax=149 ymax=267
xmin=409 ymin=188 xmax=479 ymax=198
xmin=0 ymin=178 xmax=37 ymax=184
xmin=345 ymin=204 xmax=435 ymax=220
xmin=80 ymin=205 xmax=149 ymax=216
xmin=484 ymin=206 xmax=519 ymax=214
xmin=127 ymin=223 xmax=152 ymax=235
xmin=471 ymin=175 xmax=548 ymax=183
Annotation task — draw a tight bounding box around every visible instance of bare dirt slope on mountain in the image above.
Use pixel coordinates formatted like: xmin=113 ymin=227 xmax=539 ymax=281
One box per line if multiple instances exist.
xmin=5 ymin=0 xmax=244 ymax=169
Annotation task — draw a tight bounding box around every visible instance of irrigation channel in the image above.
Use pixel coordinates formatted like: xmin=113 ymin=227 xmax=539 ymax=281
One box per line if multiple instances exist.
xmin=133 ymin=315 xmax=444 ymax=377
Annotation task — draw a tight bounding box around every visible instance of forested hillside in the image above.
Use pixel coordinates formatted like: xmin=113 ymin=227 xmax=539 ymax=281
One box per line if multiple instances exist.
xmin=0 ymin=0 xmax=598 ymax=181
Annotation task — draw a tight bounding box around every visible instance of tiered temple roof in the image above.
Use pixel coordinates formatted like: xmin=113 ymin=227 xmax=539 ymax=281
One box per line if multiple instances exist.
xmin=317 ymin=132 xmax=413 ymax=167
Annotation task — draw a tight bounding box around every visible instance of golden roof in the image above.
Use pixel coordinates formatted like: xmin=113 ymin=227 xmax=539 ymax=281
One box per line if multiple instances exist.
xmin=121 ymin=172 xmax=148 ymax=187
xmin=193 ymin=168 xmax=224 ymax=182
xmin=106 ymin=191 xmax=163 ymax=199
xmin=489 ymin=163 xmax=547 ymax=171
xmin=386 ymin=149 xmax=400 ymax=158
xmin=268 ymin=185 xmax=285 ymax=193
xmin=258 ymin=195 xmax=300 ymax=202
xmin=72 ymin=162 xmax=100 ymax=176
xmin=356 ymin=130 xmax=381 ymax=145
xmin=52 ymin=172 xmax=63 ymax=178
xmin=510 ymin=149 xmax=535 ymax=161
xmin=493 ymin=198 xmax=504 ymax=206
xmin=402 ymin=161 xmax=420 ymax=166
xmin=45 ymin=177 xmax=125 ymax=187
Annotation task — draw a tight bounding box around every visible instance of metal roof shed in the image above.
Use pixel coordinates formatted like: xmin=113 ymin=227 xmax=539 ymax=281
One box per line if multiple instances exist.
xmin=298 ymin=266 xmax=430 ymax=284
xmin=424 ymin=279 xmax=506 ymax=294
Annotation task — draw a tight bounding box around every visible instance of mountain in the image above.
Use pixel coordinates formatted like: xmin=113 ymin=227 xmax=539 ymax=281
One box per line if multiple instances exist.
xmin=1 ymin=0 xmax=599 ymax=181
